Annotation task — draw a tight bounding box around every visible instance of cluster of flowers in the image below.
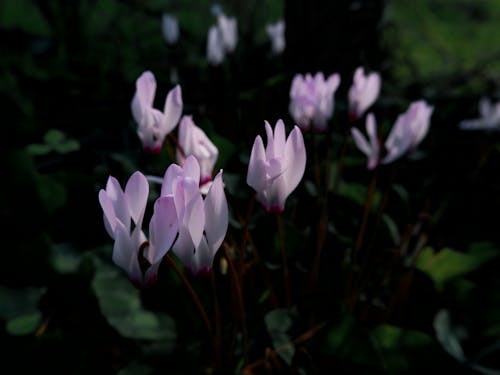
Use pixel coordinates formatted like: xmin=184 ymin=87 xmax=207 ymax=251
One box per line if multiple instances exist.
xmin=289 ymin=67 xmax=435 ymax=169
xmin=161 ymin=9 xmax=286 ymax=65
xmin=99 ymin=69 xmax=307 ymax=285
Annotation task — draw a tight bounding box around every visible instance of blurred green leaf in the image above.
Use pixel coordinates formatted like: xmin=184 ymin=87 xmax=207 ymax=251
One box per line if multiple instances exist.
xmin=117 ymin=361 xmax=154 ymax=375
xmin=6 ymin=312 xmax=42 ymax=336
xmin=44 ymin=129 xmax=65 ymax=145
xmin=26 ymin=144 xmax=51 ymax=156
xmin=264 ymin=308 xmax=295 ymax=365
xmin=50 ymin=243 xmax=83 ymax=274
xmin=36 ymin=174 xmax=67 ymax=214
xmin=416 ymin=244 xmax=498 ymax=291
xmin=434 ymin=309 xmax=466 ymax=362
xmin=0 ymin=0 xmax=51 ymax=35
xmin=0 ymin=286 xmax=46 ymax=320
xmin=92 ymin=262 xmax=177 ymax=344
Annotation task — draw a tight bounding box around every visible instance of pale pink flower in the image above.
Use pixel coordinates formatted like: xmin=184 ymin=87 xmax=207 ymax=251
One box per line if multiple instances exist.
xmin=161 ymin=13 xmax=179 ymax=45
xmin=177 ymin=115 xmax=219 ymax=192
xmin=383 ymin=100 xmax=433 ymax=164
xmin=161 ymin=156 xmax=228 ymax=276
xmin=351 ymin=113 xmax=380 ymax=169
xmin=266 ymin=20 xmax=285 ymax=55
xmin=131 ymin=71 xmax=183 ymax=153
xmin=247 ymin=120 xmax=306 ymax=213
xmin=289 ymin=72 xmax=341 ymax=132
xmin=459 ymin=97 xmax=500 ymax=131
xmin=348 ymin=67 xmax=381 ymax=121
xmin=206 ymin=13 xmax=238 ymax=65
xmin=98 ymin=172 xmax=178 ymax=287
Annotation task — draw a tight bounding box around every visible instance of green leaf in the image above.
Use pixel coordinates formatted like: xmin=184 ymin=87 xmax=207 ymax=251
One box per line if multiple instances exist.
xmin=0 ymin=286 xmax=46 ymax=320
xmin=416 ymin=244 xmax=498 ymax=291
xmin=50 ymin=243 xmax=83 ymax=274
xmin=54 ymin=139 xmax=80 ymax=154
xmin=6 ymin=312 xmax=42 ymax=336
xmin=264 ymin=308 xmax=295 ymax=365
xmin=36 ymin=174 xmax=67 ymax=214
xmin=433 ymin=309 xmax=466 ymax=362
xmin=26 ymin=143 xmax=51 ymax=156
xmin=44 ymin=129 xmax=65 ymax=145
xmin=0 ymin=0 xmax=51 ymax=35
xmin=92 ymin=263 xmax=177 ymax=344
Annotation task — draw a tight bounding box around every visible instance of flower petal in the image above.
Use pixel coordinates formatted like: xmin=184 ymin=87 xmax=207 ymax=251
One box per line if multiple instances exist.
xmin=204 ymin=171 xmax=228 ymax=253
xmin=148 ymin=196 xmax=178 ymax=264
xmin=125 ymin=171 xmax=149 ymax=227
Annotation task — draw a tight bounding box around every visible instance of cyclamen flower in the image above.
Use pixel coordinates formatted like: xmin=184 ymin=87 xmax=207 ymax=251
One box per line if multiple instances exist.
xmin=98 ymin=172 xmax=178 ymax=287
xmin=131 ymin=71 xmax=183 ymax=153
xmin=351 ymin=101 xmax=434 ymax=169
xmin=207 ymin=13 xmax=238 ymax=65
xmin=351 ymin=113 xmax=379 ymax=170
xmin=177 ymin=115 xmax=219 ymax=193
xmin=383 ymin=100 xmax=434 ymax=164
xmin=266 ymin=20 xmax=285 ymax=55
xmin=289 ymin=72 xmax=341 ymax=132
xmin=161 ymin=156 xmax=228 ymax=276
xmin=247 ymin=120 xmax=306 ymax=213
xmin=348 ymin=67 xmax=381 ymax=121
xmin=161 ymin=14 xmax=179 ymax=45
xmin=459 ymin=97 xmax=500 ymax=131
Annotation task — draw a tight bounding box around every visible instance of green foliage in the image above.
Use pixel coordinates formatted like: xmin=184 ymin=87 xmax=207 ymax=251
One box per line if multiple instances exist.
xmin=264 ymin=308 xmax=296 ymax=365
xmin=0 ymin=287 xmax=46 ymax=336
xmin=92 ymin=261 xmax=177 ymax=346
xmin=416 ymin=243 xmax=498 ymax=291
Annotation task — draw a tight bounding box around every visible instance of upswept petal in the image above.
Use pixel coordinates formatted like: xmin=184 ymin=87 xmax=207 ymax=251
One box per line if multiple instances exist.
xmin=131 ymin=71 xmax=156 ymax=123
xmin=173 ymin=177 xmax=205 ymax=248
xmin=182 ymin=155 xmax=201 ymax=184
xmin=282 ymin=126 xmax=306 ymax=197
xmin=264 ymin=120 xmax=275 ymax=159
xmin=112 ymin=221 xmax=143 ymax=284
xmin=351 ymin=128 xmax=371 ymax=156
xmin=273 ymin=119 xmax=287 ymax=156
xmin=162 ymin=85 xmax=183 ymax=134
xmin=147 ymin=196 xmax=178 ymax=264
xmin=204 ymin=171 xmax=228 ymax=253
xmin=161 ymin=163 xmax=183 ymax=196
xmin=247 ymin=135 xmax=266 ymax=191
xmin=124 ymin=171 xmax=149 ymax=227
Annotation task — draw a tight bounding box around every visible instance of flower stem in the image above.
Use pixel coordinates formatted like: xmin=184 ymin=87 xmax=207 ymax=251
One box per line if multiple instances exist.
xmin=211 ymin=272 xmax=222 ymax=370
xmin=223 ymin=243 xmax=249 ymax=363
xmin=165 ymin=254 xmax=212 ymax=335
xmin=275 ymin=213 xmax=291 ymax=307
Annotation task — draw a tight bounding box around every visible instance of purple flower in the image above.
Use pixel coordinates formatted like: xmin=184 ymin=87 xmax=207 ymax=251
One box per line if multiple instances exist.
xmin=247 ymin=120 xmax=306 ymax=213
xmin=289 ymin=72 xmax=341 ymax=132
xmin=348 ymin=67 xmax=381 ymax=121
xmin=351 ymin=113 xmax=380 ymax=169
xmin=161 ymin=156 xmax=228 ymax=276
xmin=266 ymin=20 xmax=285 ymax=55
xmin=98 ymin=172 xmax=178 ymax=287
xmin=177 ymin=115 xmax=219 ymax=193
xmin=131 ymin=71 xmax=183 ymax=153
xmin=459 ymin=97 xmax=500 ymax=131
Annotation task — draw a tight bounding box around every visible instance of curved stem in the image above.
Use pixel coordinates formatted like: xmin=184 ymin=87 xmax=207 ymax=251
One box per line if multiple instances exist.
xmin=165 ymin=254 xmax=212 ymax=335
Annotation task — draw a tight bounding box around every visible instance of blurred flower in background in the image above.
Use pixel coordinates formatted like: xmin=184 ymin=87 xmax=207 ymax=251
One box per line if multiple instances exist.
xmin=161 ymin=13 xmax=179 ymax=45
xmin=459 ymin=97 xmax=500 ymax=131
xmin=351 ymin=113 xmax=380 ymax=169
xmin=348 ymin=67 xmax=381 ymax=121
xmin=289 ymin=72 xmax=341 ymax=132
xmin=207 ymin=11 xmax=238 ymax=65
xmin=266 ymin=19 xmax=285 ymax=55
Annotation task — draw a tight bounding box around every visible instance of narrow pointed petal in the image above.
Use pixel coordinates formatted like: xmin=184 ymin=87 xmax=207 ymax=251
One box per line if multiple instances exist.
xmin=182 ymin=155 xmax=201 ymax=184
xmin=148 ymin=196 xmax=178 ymax=264
xmin=162 ymin=85 xmax=183 ymax=134
xmin=247 ymin=135 xmax=266 ymax=191
xmin=125 ymin=171 xmax=149 ymax=226
xmin=351 ymin=128 xmax=372 ymax=156
xmin=131 ymin=71 xmax=156 ymax=123
xmin=161 ymin=164 xmax=183 ymax=196
xmin=273 ymin=119 xmax=287 ymax=156
xmin=281 ymin=126 xmax=306 ymax=202
xmin=204 ymin=171 xmax=228 ymax=253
